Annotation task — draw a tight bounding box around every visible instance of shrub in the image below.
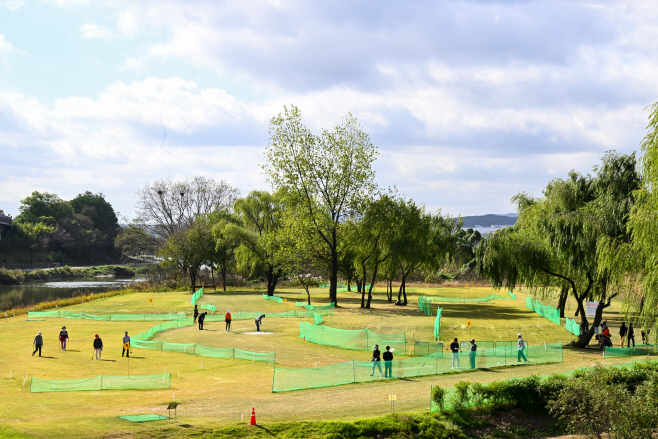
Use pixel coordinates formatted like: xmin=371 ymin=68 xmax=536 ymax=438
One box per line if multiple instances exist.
xmin=450 ymin=381 xmax=471 ymax=409
xmin=431 ymin=386 xmax=447 ymax=412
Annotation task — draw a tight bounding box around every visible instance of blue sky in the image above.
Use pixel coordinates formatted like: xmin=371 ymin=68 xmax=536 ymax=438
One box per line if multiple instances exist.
xmin=0 ymin=1 xmax=656 ymax=219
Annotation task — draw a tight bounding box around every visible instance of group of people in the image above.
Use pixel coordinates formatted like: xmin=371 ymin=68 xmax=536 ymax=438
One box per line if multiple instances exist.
xmin=370 ymin=344 xmax=395 ymax=378
xmin=32 ymin=328 xmax=131 ymax=360
xmin=193 ymin=305 xmax=264 ymax=332
xmin=448 ymin=334 xmax=528 ymax=370
xmin=597 ymin=320 xmax=644 ymax=349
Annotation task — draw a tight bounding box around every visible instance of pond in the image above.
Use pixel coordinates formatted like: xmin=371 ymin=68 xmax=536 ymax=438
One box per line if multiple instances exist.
xmin=0 ymin=276 xmax=144 ymax=309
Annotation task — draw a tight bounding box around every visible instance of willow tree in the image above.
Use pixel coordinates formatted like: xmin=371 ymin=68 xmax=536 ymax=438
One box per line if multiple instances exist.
xmin=611 ymin=102 xmax=658 ymax=333
xmin=477 ymin=151 xmax=639 ymax=347
xmin=263 ymin=105 xmax=378 ymax=305
xmin=221 ymin=190 xmax=284 ymax=296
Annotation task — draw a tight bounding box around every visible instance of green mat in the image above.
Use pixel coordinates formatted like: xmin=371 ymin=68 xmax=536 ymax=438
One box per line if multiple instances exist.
xmin=119 ymin=414 xmax=168 ymax=422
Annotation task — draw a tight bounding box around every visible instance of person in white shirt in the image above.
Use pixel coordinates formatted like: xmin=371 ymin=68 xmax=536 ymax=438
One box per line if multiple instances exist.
xmin=517 ymin=333 xmax=528 ymax=362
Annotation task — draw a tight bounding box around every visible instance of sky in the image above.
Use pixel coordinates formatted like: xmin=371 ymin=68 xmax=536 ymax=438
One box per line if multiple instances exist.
xmin=1 ymin=1 xmax=657 ymax=220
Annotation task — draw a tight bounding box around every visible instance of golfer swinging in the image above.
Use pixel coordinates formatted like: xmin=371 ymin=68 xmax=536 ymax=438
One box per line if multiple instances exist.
xmin=255 ymin=314 xmax=265 ymax=332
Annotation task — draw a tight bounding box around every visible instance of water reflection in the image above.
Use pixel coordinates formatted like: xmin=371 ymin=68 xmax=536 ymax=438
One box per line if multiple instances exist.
xmin=0 ymin=277 xmax=145 ymax=308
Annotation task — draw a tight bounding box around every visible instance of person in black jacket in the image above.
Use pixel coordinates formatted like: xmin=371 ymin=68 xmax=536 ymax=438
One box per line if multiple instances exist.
xmin=628 ymin=323 xmax=635 ymax=347
xmin=193 ymin=305 xmax=199 ymax=324
xmin=32 ymin=332 xmax=43 ymax=357
xmin=59 ymin=326 xmax=69 ymax=351
xmin=450 ymin=338 xmax=460 ymax=369
xmin=370 ymin=344 xmax=382 ymax=376
xmin=198 ymin=312 xmax=207 ymax=330
xmin=620 ymin=322 xmax=628 ymax=347
xmin=93 ymin=334 xmax=103 ymax=360
xmin=383 ymin=346 xmax=394 ymax=378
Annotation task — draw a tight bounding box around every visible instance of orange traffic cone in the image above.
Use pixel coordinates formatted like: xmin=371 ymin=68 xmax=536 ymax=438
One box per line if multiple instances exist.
xmin=250 ymin=407 xmax=257 ymax=426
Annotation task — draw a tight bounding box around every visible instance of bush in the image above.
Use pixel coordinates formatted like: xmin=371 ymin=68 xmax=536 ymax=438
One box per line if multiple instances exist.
xmin=431 ymin=386 xmax=447 ymax=412
xmin=450 ymin=381 xmax=471 ymax=409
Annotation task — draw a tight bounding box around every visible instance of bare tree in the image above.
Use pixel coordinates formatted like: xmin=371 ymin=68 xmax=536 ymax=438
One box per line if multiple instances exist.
xmin=134 ymin=176 xmax=239 ymax=245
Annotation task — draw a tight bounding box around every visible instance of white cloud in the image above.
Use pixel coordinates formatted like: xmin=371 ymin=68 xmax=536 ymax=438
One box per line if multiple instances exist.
xmin=0 ymin=34 xmax=14 ymax=55
xmin=79 ymin=23 xmax=114 ymax=40
xmin=4 ymin=0 xmax=24 ymax=10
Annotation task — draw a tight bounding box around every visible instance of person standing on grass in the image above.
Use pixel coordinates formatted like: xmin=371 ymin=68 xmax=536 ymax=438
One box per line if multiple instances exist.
xmin=59 ymin=326 xmax=69 ymax=351
xmin=628 ymin=323 xmax=635 ymax=347
xmin=225 ymin=309 xmax=232 ymax=331
xmin=193 ymin=305 xmax=199 ymax=324
xmin=450 ymin=338 xmax=460 ymax=369
xmin=255 ymin=314 xmax=265 ymax=332
xmin=93 ymin=334 xmax=103 ymax=360
xmin=122 ymin=331 xmax=130 ymax=357
xmin=32 ymin=331 xmax=43 ymax=357
xmin=517 ymin=334 xmax=529 ymax=362
xmin=370 ymin=344 xmax=382 ymax=376
xmin=469 ymin=339 xmax=477 ymax=370
xmin=383 ymin=346 xmax=393 ymax=378
xmin=619 ymin=322 xmax=628 ymax=347
xmin=198 ymin=312 xmax=207 ymax=330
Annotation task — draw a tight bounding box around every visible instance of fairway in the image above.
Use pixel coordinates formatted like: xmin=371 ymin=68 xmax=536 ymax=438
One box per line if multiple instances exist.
xmin=0 ymin=286 xmax=644 ymax=438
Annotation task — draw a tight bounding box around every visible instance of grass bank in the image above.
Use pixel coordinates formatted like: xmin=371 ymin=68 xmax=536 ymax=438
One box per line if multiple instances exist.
xmin=0 ymin=265 xmax=137 ymax=285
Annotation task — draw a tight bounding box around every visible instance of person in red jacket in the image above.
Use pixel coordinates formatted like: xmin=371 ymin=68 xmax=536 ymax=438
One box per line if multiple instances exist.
xmin=225 ymin=309 xmax=232 ymax=332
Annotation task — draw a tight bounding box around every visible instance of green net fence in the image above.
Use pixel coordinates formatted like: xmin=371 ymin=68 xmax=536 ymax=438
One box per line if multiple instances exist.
xmin=434 ymin=309 xmax=442 ymax=340
xmin=604 ymin=344 xmax=655 ymax=358
xmin=263 ymin=294 xmax=286 ymax=303
xmin=200 ymin=303 xmax=216 ymax=312
xmin=313 ymin=313 xmax=323 ymax=325
xmin=296 ymin=302 xmax=335 ymax=312
xmin=414 ymin=341 xmax=444 ymax=356
xmin=564 ymin=317 xmax=576 ymax=335
xmin=299 ymin=321 xmax=406 ymax=351
xmin=272 ymin=342 xmax=563 ymax=392
xmin=418 ymin=294 xmax=510 ymax=315
xmin=526 ymin=296 xmax=561 ymax=326
xmin=190 ymin=288 xmax=203 ymax=305
xmin=27 ymin=311 xmax=187 ymax=321
xmin=30 ymin=374 xmax=171 ymax=393
xmin=508 ymin=291 xmax=516 ymax=300
xmin=130 ymin=318 xmax=276 ymax=363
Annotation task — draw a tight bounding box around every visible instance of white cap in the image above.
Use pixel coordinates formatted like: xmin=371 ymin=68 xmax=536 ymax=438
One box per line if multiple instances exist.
xmin=517 ymin=333 xmax=522 ymax=337
xmin=38 ymin=331 xmax=42 ymax=335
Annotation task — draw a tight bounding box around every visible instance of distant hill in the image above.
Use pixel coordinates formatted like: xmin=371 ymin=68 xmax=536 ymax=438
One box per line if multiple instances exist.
xmin=461 ymin=214 xmax=517 ymax=228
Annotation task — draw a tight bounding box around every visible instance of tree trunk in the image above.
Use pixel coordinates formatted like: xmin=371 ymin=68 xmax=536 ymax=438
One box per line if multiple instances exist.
xmin=387 ymin=279 xmax=393 ymax=303
xmin=265 ymin=265 xmax=281 ymax=296
xmin=221 ymin=262 xmax=227 ymax=292
xmin=365 ymin=265 xmax=379 ymax=309
xmin=330 ymin=232 xmax=338 ymax=305
xmin=360 ymin=264 xmax=367 ymax=308
xmin=557 ymin=285 xmax=569 ymax=319
xmin=347 ymin=275 xmax=352 ymax=292
xmin=402 ymin=274 xmax=408 ymax=305
xmin=210 ymin=266 xmax=216 ymax=291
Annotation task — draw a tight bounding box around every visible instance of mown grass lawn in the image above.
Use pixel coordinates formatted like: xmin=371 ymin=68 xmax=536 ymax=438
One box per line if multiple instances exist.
xmin=0 ymin=286 xmax=644 ymax=438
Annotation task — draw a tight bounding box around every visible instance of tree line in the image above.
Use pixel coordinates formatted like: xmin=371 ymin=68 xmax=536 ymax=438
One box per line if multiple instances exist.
xmin=117 ymin=107 xmax=478 ymax=307
xmin=0 ymin=191 xmax=120 ymax=266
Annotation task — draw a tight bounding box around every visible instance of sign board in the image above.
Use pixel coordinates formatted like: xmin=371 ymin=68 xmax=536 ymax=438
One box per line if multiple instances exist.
xmin=466 ymin=320 xmax=472 ymax=327
xmin=149 ymin=298 xmax=153 ymax=303
xmin=460 ymin=341 xmax=469 ymax=351
xmin=389 ymin=395 xmax=396 ymax=401
xmin=585 ymin=302 xmax=598 ymax=318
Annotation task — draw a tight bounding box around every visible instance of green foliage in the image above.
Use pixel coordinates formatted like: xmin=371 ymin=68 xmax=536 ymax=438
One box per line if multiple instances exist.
xmin=450 ymin=381 xmax=471 ymax=410
xmin=477 ymin=151 xmax=640 ymax=347
xmin=263 ymin=105 xmax=378 ymax=304
xmin=222 ymin=190 xmax=284 ymax=295
xmin=432 ymin=385 xmax=447 ymax=412
xmin=158 ymin=217 xmax=215 ymax=289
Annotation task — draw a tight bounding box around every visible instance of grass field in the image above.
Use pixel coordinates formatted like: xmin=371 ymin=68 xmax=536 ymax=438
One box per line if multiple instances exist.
xmin=0 ymin=285 xmax=646 ymax=438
